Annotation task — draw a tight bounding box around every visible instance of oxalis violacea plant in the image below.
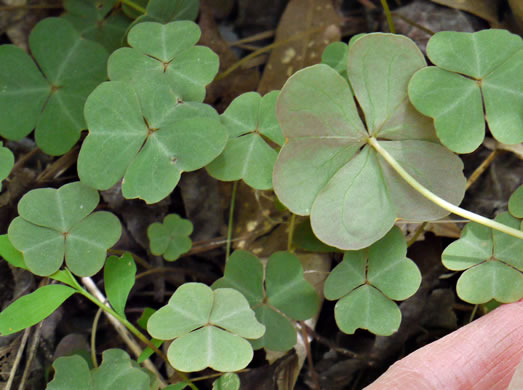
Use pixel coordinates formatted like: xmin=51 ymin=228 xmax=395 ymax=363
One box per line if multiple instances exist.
xmin=0 ymin=0 xmax=522 ymax=388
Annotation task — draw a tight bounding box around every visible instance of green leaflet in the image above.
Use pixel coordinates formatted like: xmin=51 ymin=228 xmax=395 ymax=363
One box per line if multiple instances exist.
xmin=104 ymin=253 xmax=136 ymax=317
xmin=0 ymin=142 xmax=14 ymax=192
xmin=0 ymin=285 xmax=76 ymax=336
xmin=274 ymin=33 xmax=466 ymax=250
xmin=408 ymin=30 xmax=523 ymax=153
xmin=0 ymin=18 xmax=108 ymax=155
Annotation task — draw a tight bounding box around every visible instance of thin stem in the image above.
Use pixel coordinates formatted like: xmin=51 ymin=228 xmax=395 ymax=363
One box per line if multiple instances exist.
xmin=406 ymin=148 xmax=499 ymax=247
xmin=119 ymin=0 xmax=146 ymax=14
xmin=287 ymin=213 xmax=296 ymax=252
xmin=466 ymin=149 xmax=498 ymax=189
xmin=468 ymin=304 xmax=479 ymax=323
xmin=380 ymin=0 xmax=395 ymax=33
xmin=91 ymin=307 xmax=103 ymax=368
xmin=215 ymin=25 xmax=326 ymax=81
xmin=299 ymin=322 xmax=321 ymax=390
xmin=368 ymin=137 xmax=523 ymax=240
xmin=226 ymin=181 xmax=238 ymax=262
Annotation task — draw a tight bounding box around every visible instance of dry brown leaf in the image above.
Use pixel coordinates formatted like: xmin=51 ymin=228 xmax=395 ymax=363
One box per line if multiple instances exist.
xmin=430 ymin=0 xmax=499 ymax=24
xmin=199 ymin=1 xmax=260 ymax=112
xmin=257 ymin=0 xmax=342 ymax=94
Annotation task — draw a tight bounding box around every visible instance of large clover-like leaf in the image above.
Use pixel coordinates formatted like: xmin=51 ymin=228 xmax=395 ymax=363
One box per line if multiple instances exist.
xmin=273 ymin=33 xmax=466 ymax=250
xmin=147 ymin=214 xmax=193 ymax=261
xmin=212 ymin=250 xmax=320 ymax=351
xmin=0 ymin=142 xmax=14 ymax=192
xmin=508 ymin=185 xmax=523 ymax=219
xmin=442 ymin=212 xmax=523 ymax=304
xmin=7 ymin=182 xmax=121 ymax=277
xmin=77 ymin=80 xmax=228 ymax=204
xmin=47 ymin=349 xmax=151 ymax=390
xmin=62 ymin=0 xmax=131 ymax=52
xmin=206 ymin=91 xmax=284 ymax=190
xmin=108 ymin=20 xmax=218 ymax=102
xmin=324 ymin=227 xmax=421 ymax=336
xmin=0 ymin=18 xmax=108 ymax=156
xmin=147 ymin=283 xmax=265 ymax=372
xmin=408 ymin=30 xmax=523 ymax=153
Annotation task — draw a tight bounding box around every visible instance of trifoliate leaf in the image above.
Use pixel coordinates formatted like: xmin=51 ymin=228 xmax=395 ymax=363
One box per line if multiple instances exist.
xmin=0 ymin=142 xmax=14 ymax=191
xmin=147 ymin=283 xmax=265 ymax=372
xmin=324 ymin=227 xmax=421 ymax=335
xmin=442 ymin=212 xmax=523 ymax=304
xmin=46 ymin=349 xmax=151 ymax=390
xmin=78 ymin=80 xmax=228 ymax=203
xmin=206 ymin=91 xmax=284 ymax=190
xmin=7 ymin=182 xmax=121 ymax=277
xmin=108 ymin=20 xmax=218 ymax=102
xmin=147 ymin=214 xmax=193 ymax=261
xmin=63 ymin=0 xmax=131 ymax=52
xmin=273 ymin=33 xmax=466 ymax=250
xmin=408 ymin=30 xmax=523 ymax=153
xmin=0 ymin=18 xmax=108 ymax=155
xmin=212 ymin=250 xmax=320 ymax=351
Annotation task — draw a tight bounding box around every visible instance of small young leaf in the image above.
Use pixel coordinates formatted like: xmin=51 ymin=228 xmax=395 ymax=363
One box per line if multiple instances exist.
xmin=8 ymin=182 xmax=121 ymax=277
xmin=0 ymin=142 xmax=14 ymax=191
xmin=147 ymin=283 xmax=264 ymax=372
xmin=213 ymin=373 xmax=240 ymax=390
xmin=147 ymin=214 xmax=193 ymax=261
xmin=408 ymin=30 xmax=523 ymax=153
xmin=0 ymin=18 xmax=109 ymax=155
xmin=442 ymin=212 xmax=523 ymax=303
xmin=0 ymin=285 xmax=76 ymax=336
xmin=324 ymin=227 xmax=421 ymax=336
xmin=206 ymin=91 xmax=284 ymax=190
xmin=104 ymin=253 xmax=136 ymax=317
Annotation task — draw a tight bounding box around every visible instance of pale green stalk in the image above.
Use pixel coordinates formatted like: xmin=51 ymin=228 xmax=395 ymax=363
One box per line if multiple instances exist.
xmin=368 ymin=137 xmax=523 ymax=240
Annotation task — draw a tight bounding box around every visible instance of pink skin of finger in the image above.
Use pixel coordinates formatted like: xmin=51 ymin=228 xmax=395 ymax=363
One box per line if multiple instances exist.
xmin=364 ymin=299 xmax=523 ymax=390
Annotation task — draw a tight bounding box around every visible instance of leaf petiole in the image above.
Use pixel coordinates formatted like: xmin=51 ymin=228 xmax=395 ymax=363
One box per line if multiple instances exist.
xmin=368 ymin=137 xmax=523 ymax=240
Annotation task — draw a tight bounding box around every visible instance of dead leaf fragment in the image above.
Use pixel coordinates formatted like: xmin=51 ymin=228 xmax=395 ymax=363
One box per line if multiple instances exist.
xmin=257 ymin=0 xmax=342 ymax=94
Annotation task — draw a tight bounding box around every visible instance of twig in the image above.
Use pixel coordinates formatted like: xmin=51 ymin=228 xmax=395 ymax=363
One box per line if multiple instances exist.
xmin=18 ymin=322 xmax=43 ymax=390
xmin=299 ymin=321 xmax=321 ymax=390
xmin=5 ymin=328 xmax=31 ymax=390
xmin=80 ymin=277 xmax=167 ymax=387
